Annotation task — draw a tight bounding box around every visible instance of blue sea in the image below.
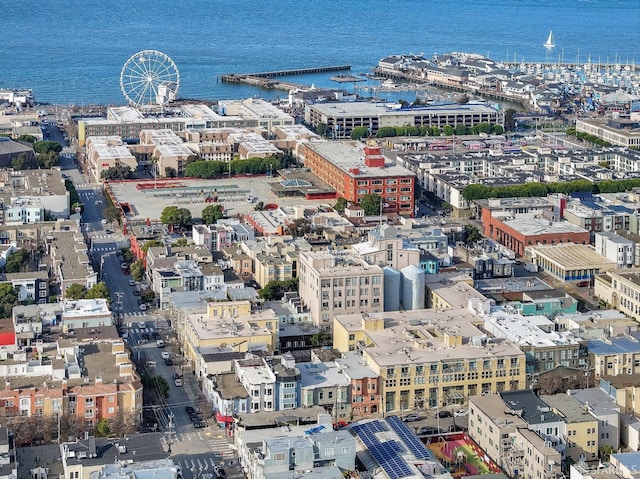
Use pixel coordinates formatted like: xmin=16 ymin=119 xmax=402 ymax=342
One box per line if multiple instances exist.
xmin=0 ymin=0 xmax=638 ymax=105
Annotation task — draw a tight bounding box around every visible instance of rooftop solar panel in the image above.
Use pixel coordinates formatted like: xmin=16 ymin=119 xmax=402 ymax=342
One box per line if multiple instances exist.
xmin=386 ymin=416 xmax=433 ymax=460
xmin=352 ymin=421 xmax=413 ymax=479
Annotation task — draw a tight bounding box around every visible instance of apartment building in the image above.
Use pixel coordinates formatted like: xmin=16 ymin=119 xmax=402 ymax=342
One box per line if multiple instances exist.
xmin=235 ymin=357 xmax=277 ymax=412
xmin=484 ymin=310 xmax=588 ymax=378
xmin=589 ymin=336 xmax=640 ymax=379
xmin=299 ymin=141 xmax=416 ymax=217
xmin=333 ymin=308 xmax=526 ymax=414
xmin=595 ymin=269 xmax=640 ymax=321
xmin=594 ymin=232 xmax=635 ymax=268
xmin=84 ymin=136 xmax=137 ymax=181
xmin=299 ymin=361 xmax=351 ymax=421
xmin=335 ymin=351 xmax=380 ymax=417
xmin=0 ymin=169 xmax=69 ymax=222
xmin=541 ymin=393 xmax=599 ymax=461
xmin=298 ymin=250 xmax=384 ymax=331
xmin=569 ymin=386 xmax=620 ymax=453
xmin=179 ymin=301 xmax=276 ymax=368
xmin=61 ymin=299 xmax=112 ymax=331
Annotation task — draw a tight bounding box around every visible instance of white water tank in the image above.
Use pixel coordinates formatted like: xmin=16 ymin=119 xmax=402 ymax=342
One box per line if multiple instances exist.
xmin=401 ymin=264 xmax=425 ymax=310
xmin=383 ymin=266 xmax=401 ymax=311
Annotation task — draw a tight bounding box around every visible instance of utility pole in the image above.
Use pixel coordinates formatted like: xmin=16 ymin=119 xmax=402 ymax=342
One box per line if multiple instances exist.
xmin=166 ymin=412 xmax=175 ymax=454
xmin=114 ymin=292 xmax=124 ymax=329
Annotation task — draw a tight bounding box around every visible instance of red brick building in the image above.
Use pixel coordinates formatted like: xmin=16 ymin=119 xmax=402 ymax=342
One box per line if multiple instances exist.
xmin=300 ymin=141 xmax=416 ymax=217
xmin=480 ymin=210 xmax=590 ymax=257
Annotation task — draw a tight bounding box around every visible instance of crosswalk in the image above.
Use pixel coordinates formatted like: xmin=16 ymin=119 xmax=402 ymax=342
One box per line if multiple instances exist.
xmin=126 ymin=312 xmax=149 ymax=319
xmin=92 ymin=246 xmax=118 ymax=252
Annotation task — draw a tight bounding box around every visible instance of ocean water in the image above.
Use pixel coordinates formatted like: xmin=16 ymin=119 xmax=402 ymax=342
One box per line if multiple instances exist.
xmin=0 ymin=0 xmax=638 ymax=105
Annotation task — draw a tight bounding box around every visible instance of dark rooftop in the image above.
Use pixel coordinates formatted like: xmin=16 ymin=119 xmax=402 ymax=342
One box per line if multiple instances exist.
xmin=500 ymin=390 xmax=562 ymax=425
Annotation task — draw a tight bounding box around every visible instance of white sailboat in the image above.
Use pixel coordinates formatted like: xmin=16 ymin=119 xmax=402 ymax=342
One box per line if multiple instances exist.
xmin=544 ymin=30 xmax=556 ymax=48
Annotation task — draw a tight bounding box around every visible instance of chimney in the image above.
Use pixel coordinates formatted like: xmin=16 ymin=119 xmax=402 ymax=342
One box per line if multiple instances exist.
xmin=95 ymin=376 xmax=103 ymax=385
xmin=4 ymin=380 xmax=9 ymax=390
xmin=62 ymin=379 xmax=68 ymax=391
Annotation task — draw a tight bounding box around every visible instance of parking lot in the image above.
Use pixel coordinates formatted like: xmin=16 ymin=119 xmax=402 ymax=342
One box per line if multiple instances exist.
xmin=106 ymin=175 xmax=332 ymax=222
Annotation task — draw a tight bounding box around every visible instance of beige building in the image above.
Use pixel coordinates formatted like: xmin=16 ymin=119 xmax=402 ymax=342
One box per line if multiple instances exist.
xmin=299 ymin=251 xmax=384 ymax=331
xmin=350 ymin=224 xmax=421 ymax=270
xmin=180 ymin=301 xmax=276 ymax=368
xmin=528 ymin=243 xmax=616 ymax=284
xmin=595 ymin=268 xmax=640 ymax=321
xmin=85 ymin=136 xmax=137 ymax=181
xmin=138 ymin=129 xmax=193 ymax=177
xmin=541 ymin=394 xmax=599 ymax=461
xmin=333 ymin=308 xmax=526 ymax=414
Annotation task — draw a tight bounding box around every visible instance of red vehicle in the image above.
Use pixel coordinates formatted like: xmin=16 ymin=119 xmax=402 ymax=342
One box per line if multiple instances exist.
xmin=577 ymin=280 xmax=590 ymax=287
xmin=333 ymin=421 xmax=349 ymax=430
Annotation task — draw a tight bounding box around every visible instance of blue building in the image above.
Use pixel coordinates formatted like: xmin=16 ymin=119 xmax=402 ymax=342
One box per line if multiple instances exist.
xmin=268 ymin=353 xmax=301 ymax=410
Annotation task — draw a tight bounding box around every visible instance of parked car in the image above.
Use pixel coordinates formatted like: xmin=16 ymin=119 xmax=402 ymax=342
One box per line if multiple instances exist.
xmin=333 ymin=421 xmax=349 ymax=430
xmin=577 ymin=280 xmax=590 ymax=287
xmin=161 ymin=352 xmax=170 ymax=360
xmin=174 ymin=377 xmax=183 ymax=387
xmin=419 ymin=426 xmax=439 ymax=435
xmin=101 ymin=219 xmax=108 ymax=224
xmin=164 ymin=357 xmax=173 ymax=366
xmin=139 ymin=304 xmax=147 ymax=311
xmin=133 ymin=290 xmax=140 ymax=296
xmin=437 ymin=411 xmax=453 ymax=418
xmin=129 ymin=279 xmax=136 ymax=286
xmin=402 ymin=414 xmax=422 ymax=422
xmin=138 ymin=322 xmax=146 ymax=329
xmin=448 ymin=424 xmax=466 ymax=432
xmin=454 ymin=409 xmax=468 ymax=417
xmin=156 ymin=340 xmax=165 ymax=348
xmin=141 ymin=332 xmax=150 ymax=340
xmin=185 ymin=406 xmax=195 ymax=415
xmin=193 ymin=420 xmax=206 ymax=428
xmin=121 ymin=262 xmax=129 ymax=269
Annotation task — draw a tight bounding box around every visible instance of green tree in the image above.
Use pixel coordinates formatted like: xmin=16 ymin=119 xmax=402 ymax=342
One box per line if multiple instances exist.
xmin=160 ymin=206 xmax=192 ymax=228
xmin=173 ymin=238 xmax=189 ymax=247
xmin=141 ymin=240 xmax=163 ymax=254
xmin=101 ymin=165 xmax=135 ymax=180
xmin=442 ymin=125 xmax=454 ymax=136
xmin=254 ymin=201 xmax=264 ymax=211
xmin=4 ymin=249 xmax=30 ymax=273
xmin=17 ymin=134 xmax=37 ymax=143
xmin=376 ymin=126 xmax=397 ymax=138
xmin=504 ymin=109 xmax=518 ymax=132
xmin=140 ymin=289 xmax=156 ymax=305
xmin=316 ymin=123 xmax=328 ymax=137
xmin=104 ymin=206 xmax=120 ymax=224
xmin=334 ymin=197 xmax=347 ymax=214
xmin=85 ymin=282 xmax=111 ymax=301
xmin=492 ymin=124 xmax=505 ymax=135
xmin=11 ymin=153 xmax=37 ymax=170
xmin=359 ymin=193 xmax=382 ymax=216
xmin=120 ymin=248 xmax=134 ymax=263
xmin=33 ymin=140 xmax=62 ymax=154
xmin=96 ymin=418 xmax=111 ymax=437
xmin=310 ymin=331 xmax=332 ymax=346
xmin=476 ymin=122 xmax=492 ymax=134
xmin=258 ymin=278 xmax=299 ymax=300
xmin=37 ymin=151 xmax=59 ymax=169
xmin=463 ymin=224 xmax=483 ymax=245
xmin=350 ymin=126 xmax=370 ymax=140
xmin=65 ymin=284 xmax=86 ymax=300
xmin=201 ymin=204 xmax=224 ymax=224
xmin=0 ymin=284 xmax=18 ymax=318
xmin=141 ymin=374 xmax=169 ymax=399
xmin=130 ymin=260 xmax=145 ymax=282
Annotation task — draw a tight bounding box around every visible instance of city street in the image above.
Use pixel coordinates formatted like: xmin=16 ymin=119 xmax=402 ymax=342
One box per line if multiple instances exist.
xmin=42 ymin=122 xmax=241 ymax=478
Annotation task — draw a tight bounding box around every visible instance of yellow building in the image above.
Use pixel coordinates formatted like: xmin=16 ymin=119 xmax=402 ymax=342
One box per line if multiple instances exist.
xmin=333 ymin=308 xmax=526 ymax=414
xmin=595 ymin=268 xmax=640 ymax=321
xmin=542 ymin=394 xmax=599 ymax=461
xmin=181 ymin=300 xmax=277 ymax=367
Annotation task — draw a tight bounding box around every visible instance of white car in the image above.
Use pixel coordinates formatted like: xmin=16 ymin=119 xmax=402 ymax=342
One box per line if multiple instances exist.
xmin=101 ymin=218 xmax=108 ymax=224
xmin=139 ymin=304 xmax=147 ymax=311
xmin=138 ymin=321 xmax=146 ymax=329
xmin=161 ymin=352 xmax=170 ymax=360
xmin=174 ymin=377 xmax=183 ymax=387
xmin=454 ymin=409 xmax=469 ymax=417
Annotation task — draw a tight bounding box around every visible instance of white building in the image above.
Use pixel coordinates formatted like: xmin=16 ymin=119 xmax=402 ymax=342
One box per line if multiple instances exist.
xmin=61 ymin=299 xmax=112 ymax=331
xmin=235 ymin=357 xmax=276 ymax=412
xmin=595 ymin=232 xmax=635 ymax=268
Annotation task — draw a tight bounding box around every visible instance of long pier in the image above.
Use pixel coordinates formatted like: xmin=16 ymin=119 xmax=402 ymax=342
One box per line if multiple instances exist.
xmin=224 ymin=65 xmax=351 ymax=79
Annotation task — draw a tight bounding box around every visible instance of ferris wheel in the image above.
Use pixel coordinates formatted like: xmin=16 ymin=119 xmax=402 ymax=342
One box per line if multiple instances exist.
xmin=120 ymin=50 xmax=180 ymax=107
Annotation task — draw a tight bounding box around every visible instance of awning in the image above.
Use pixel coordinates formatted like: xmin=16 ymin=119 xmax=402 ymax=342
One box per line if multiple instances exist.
xmin=215 ymin=411 xmax=233 ymax=424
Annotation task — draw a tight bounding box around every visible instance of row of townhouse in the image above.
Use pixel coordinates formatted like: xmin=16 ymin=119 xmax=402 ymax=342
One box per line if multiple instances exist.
xmin=204 ymin=350 xmax=379 ymax=422
xmin=0 ymin=328 xmax=142 ymax=429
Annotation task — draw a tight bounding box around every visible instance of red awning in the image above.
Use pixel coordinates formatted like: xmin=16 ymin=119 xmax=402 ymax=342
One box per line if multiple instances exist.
xmin=215 ymin=411 xmax=233 ymax=423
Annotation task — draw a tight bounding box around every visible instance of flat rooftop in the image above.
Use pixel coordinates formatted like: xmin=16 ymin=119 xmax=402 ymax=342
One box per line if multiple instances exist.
xmin=501 ymin=214 xmax=588 ymax=236
xmin=335 ymin=308 xmax=524 ymax=367
xmin=484 ymin=311 xmax=581 ymax=347
xmin=185 ymin=309 xmax=275 ymax=342
xmin=530 ymin=243 xmax=616 ymax=269
xmin=541 ymin=394 xmax=597 ymax=423
xmin=310 ymin=101 xmax=498 ymax=119
xmin=304 ymin=140 xmax=415 ymax=179
xmin=106 ymin=176 xmax=333 ymax=222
